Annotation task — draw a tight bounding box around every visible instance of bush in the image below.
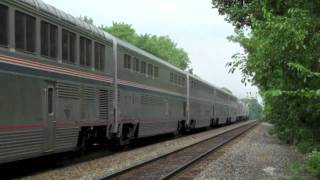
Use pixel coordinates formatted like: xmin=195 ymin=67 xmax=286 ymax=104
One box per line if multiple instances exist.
xmin=305 ymin=151 xmax=320 ymax=178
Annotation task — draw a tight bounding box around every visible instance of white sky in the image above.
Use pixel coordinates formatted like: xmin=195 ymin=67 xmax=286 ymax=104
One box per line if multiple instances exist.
xmin=42 ymin=0 xmax=259 ymax=99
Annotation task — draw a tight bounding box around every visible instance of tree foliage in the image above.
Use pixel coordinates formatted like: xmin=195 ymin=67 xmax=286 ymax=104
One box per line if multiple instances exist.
xmin=102 ymin=22 xmax=190 ymax=70
xmin=243 ymin=98 xmax=263 ymax=120
xmin=101 ymin=23 xmax=137 ymax=44
xmin=306 ymin=151 xmax=320 ymax=178
xmin=212 ymin=0 xmax=320 ymax=152
xmin=79 ymin=16 xmax=94 ymax=25
xmin=78 ymin=19 xmax=190 ymax=70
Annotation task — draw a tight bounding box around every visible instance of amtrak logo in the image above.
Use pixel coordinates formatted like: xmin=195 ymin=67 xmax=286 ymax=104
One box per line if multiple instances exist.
xmin=64 ymin=106 xmax=72 ymax=119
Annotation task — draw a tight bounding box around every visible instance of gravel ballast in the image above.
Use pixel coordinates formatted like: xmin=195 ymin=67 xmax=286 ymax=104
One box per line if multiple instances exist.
xmin=24 ymin=121 xmax=254 ymax=180
xmin=196 ymin=122 xmax=315 ymax=180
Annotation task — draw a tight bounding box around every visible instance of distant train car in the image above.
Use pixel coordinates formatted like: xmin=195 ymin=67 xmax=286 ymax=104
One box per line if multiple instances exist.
xmin=0 ymin=0 xmax=246 ymax=164
xmin=236 ymin=100 xmax=249 ymax=121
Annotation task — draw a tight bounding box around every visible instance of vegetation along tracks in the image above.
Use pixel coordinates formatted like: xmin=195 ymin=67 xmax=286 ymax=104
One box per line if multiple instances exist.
xmin=102 ymin=121 xmax=258 ymax=180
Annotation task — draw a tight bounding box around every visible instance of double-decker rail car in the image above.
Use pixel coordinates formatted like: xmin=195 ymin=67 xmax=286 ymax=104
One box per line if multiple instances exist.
xmin=0 ymin=0 xmax=248 ymax=164
xmin=0 ymin=0 xmax=116 ymax=164
xmin=115 ymin=39 xmax=188 ymax=141
xmin=236 ymin=100 xmax=249 ymax=121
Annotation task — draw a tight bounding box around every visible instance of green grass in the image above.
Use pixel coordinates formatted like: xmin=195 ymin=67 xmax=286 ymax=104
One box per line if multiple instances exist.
xmin=305 ymin=151 xmax=320 ymax=178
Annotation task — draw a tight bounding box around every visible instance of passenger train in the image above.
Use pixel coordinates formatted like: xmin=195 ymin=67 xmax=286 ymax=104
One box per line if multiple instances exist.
xmin=0 ymin=0 xmax=248 ymax=164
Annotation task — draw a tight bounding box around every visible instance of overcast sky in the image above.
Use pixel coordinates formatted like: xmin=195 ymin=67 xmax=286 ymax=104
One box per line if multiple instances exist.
xmin=42 ymin=0 xmax=259 ymax=99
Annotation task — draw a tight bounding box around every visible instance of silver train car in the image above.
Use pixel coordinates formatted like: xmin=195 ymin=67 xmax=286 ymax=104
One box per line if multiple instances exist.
xmin=0 ymin=0 xmax=248 ymax=164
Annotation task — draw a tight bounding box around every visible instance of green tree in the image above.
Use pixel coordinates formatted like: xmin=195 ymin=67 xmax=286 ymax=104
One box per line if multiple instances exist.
xmin=79 ymin=16 xmax=94 ymax=25
xmin=77 ymin=18 xmax=191 ymax=70
xmin=101 ymin=22 xmax=190 ymax=70
xmin=212 ymin=0 xmax=320 ymax=150
xmin=101 ymin=22 xmax=138 ymax=44
xmin=243 ymin=98 xmax=263 ymax=120
xmin=135 ymin=34 xmax=190 ymax=70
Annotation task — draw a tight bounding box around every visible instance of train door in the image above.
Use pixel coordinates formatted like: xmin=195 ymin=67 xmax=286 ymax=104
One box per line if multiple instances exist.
xmin=44 ymin=82 xmax=56 ymax=152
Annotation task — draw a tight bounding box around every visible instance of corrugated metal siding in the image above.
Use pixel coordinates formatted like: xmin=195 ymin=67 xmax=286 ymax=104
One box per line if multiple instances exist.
xmin=139 ymin=121 xmax=176 ymax=137
xmin=82 ymin=86 xmax=95 ymax=100
xmin=55 ymin=128 xmax=78 ymax=151
xmin=0 ymin=129 xmax=44 ymax=161
xmin=57 ymin=82 xmax=80 ymax=99
xmin=99 ymin=89 xmax=109 ymax=120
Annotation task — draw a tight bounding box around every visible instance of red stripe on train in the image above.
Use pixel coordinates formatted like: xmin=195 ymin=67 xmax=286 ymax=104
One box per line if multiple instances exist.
xmin=0 ymin=121 xmax=113 ymax=131
xmin=0 ymin=55 xmax=186 ymax=97
xmin=0 ymin=55 xmax=113 ymax=83
xmin=0 ymin=124 xmax=44 ymax=131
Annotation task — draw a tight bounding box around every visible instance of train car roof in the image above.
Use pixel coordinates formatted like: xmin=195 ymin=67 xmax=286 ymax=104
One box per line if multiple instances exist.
xmin=116 ymin=39 xmax=187 ymax=74
xmin=14 ymin=0 xmax=114 ymax=42
xmin=14 ymin=0 xmax=187 ymax=75
xmin=14 ymin=0 xmax=236 ymax=99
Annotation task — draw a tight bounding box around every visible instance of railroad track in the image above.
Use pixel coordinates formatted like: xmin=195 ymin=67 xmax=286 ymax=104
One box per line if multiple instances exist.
xmin=102 ymin=121 xmax=258 ymax=180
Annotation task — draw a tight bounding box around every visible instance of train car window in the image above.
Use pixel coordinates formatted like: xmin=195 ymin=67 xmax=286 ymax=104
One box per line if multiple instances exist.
xmin=0 ymin=5 xmax=8 ymax=46
xmin=124 ymin=54 xmax=131 ymax=69
xmin=148 ymin=64 xmax=153 ymax=77
xmin=41 ymin=21 xmax=58 ymax=59
xmin=141 ymin=61 xmax=146 ymax=74
xmin=133 ymin=58 xmax=140 ymax=72
xmin=69 ymin=33 xmax=76 ymax=63
xmin=15 ymin=12 xmax=25 ymax=50
xmin=94 ymin=42 xmax=105 ymax=71
xmin=174 ymin=74 xmax=178 ymax=84
xmin=26 ymin=14 xmax=36 ymax=52
xmin=47 ymin=88 xmax=53 ymax=114
xmin=50 ymin=25 xmax=58 ymax=58
xmin=62 ymin=29 xmax=76 ymax=64
xmin=80 ymin=36 xmax=92 ymax=67
xmin=178 ymin=76 xmax=182 ymax=86
xmin=170 ymin=73 xmax=174 ymax=83
xmin=182 ymin=77 xmax=185 ymax=86
xmin=15 ymin=11 xmax=36 ymax=52
xmin=154 ymin=66 xmax=159 ymax=78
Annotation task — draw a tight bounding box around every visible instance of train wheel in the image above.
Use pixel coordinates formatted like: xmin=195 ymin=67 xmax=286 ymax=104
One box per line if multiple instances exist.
xmin=77 ymin=132 xmax=92 ymax=154
xmin=215 ymin=119 xmax=219 ymax=127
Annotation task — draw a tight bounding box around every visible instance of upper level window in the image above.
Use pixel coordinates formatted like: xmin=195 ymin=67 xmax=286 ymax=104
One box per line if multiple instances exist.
xmin=154 ymin=66 xmax=159 ymax=78
xmin=124 ymin=54 xmax=131 ymax=69
xmin=133 ymin=58 xmax=140 ymax=72
xmin=15 ymin=11 xmax=36 ymax=52
xmin=170 ymin=73 xmax=173 ymax=83
xmin=191 ymin=81 xmax=198 ymax=89
xmin=141 ymin=61 xmax=146 ymax=74
xmin=182 ymin=77 xmax=186 ymax=86
xmin=62 ymin=29 xmax=76 ymax=64
xmin=41 ymin=21 xmax=58 ymax=59
xmin=0 ymin=5 xmax=8 ymax=47
xmin=178 ymin=76 xmax=182 ymax=86
xmin=94 ymin=42 xmax=105 ymax=71
xmin=148 ymin=64 xmax=153 ymax=77
xmin=80 ymin=36 xmax=92 ymax=67
xmin=174 ymin=74 xmax=178 ymax=84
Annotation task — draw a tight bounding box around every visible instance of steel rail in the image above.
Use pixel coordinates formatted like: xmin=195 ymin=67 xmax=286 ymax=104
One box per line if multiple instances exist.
xmin=160 ymin=122 xmax=258 ymax=180
xmin=101 ymin=121 xmax=258 ymax=180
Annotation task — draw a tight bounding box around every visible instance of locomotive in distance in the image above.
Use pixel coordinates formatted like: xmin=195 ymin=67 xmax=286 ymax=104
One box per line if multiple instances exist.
xmin=0 ymin=0 xmax=248 ymax=164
